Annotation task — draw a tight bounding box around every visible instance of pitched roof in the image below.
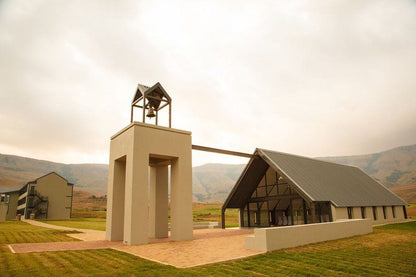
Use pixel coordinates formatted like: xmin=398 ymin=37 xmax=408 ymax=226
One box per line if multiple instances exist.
xmin=132 ymin=82 xmax=171 ymax=109
xmin=224 ymin=148 xmax=406 ymax=209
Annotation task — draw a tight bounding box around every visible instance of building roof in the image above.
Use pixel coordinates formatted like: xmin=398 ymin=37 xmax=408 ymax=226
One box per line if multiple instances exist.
xmin=224 ymin=148 xmax=406 ymax=209
xmin=132 ymin=82 xmax=171 ymax=109
xmin=0 ymin=172 xmax=73 ymax=195
xmin=0 ymin=187 xmax=20 ymax=194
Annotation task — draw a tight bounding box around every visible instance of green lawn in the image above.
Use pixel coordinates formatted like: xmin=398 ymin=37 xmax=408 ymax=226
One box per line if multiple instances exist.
xmin=1 ymin=220 xmax=415 ymax=276
xmin=39 ymin=218 xmax=106 ymax=231
xmin=39 ymin=203 xmax=240 ymax=231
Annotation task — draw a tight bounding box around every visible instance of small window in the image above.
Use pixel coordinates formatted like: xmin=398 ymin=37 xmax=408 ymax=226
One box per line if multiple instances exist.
xmin=372 ymin=207 xmax=378 ymax=220
xmin=403 ymin=206 xmax=408 ymax=219
xmin=382 ymin=206 xmax=387 ymax=219
xmin=347 ymin=207 xmax=353 ymax=219
xmin=361 ymin=207 xmax=366 ymax=219
xmin=392 ymin=206 xmax=396 ymax=218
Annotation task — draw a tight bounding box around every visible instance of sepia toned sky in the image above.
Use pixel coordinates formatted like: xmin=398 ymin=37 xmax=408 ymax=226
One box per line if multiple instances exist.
xmin=0 ymin=0 xmax=415 ymax=166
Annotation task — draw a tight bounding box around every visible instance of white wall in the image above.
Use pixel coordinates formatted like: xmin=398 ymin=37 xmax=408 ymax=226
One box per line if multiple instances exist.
xmin=245 ymin=219 xmax=372 ymax=252
xmin=332 ymin=205 xmax=406 ymax=225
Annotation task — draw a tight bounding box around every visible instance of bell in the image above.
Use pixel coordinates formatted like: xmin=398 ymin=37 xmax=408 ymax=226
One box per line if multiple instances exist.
xmin=146 ymin=106 xmax=156 ymax=118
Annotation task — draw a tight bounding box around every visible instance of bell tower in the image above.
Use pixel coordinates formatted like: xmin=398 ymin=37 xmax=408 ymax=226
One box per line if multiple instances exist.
xmin=106 ymin=82 xmax=193 ymax=245
xmin=130 ymin=82 xmax=172 ymax=127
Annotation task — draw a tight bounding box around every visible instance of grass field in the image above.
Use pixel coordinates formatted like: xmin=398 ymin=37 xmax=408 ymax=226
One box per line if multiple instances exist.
xmin=39 ymin=218 xmax=106 ymax=231
xmin=407 ymin=203 xmax=416 ymax=218
xmin=1 ymin=220 xmax=415 ymax=276
xmin=42 ymin=203 xmax=240 ymax=231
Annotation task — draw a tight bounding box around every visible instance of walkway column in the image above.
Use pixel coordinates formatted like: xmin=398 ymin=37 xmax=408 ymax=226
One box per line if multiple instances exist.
xmin=171 ymin=156 xmax=193 ymax=241
xmin=123 ymin=152 xmax=149 ymax=245
xmin=149 ymin=165 xmax=168 ymax=238
xmin=106 ymin=157 xmax=126 ymax=241
xmin=106 ymin=122 xmax=193 ymax=245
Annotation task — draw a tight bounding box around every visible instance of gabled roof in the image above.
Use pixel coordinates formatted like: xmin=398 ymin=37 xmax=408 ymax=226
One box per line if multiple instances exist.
xmin=132 ymin=82 xmax=171 ymax=109
xmin=224 ymin=148 xmax=406 ymax=209
xmin=0 ymin=172 xmax=73 ymax=195
xmin=30 ymin=172 xmax=70 ymax=184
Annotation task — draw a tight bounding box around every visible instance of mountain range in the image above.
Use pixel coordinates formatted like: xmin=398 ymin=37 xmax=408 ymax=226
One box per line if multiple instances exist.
xmin=1 ymin=144 xmax=415 ymax=202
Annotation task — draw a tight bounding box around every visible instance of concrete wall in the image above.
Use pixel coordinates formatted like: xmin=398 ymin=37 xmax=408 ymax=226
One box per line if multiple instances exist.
xmin=6 ymin=192 xmax=19 ymax=220
xmin=333 ymin=207 xmax=349 ymax=220
xmin=245 ymin=219 xmax=373 ymax=252
xmin=106 ymin=122 xmax=193 ymax=245
xmin=35 ymin=173 xmax=73 ymax=220
xmin=0 ymin=203 xmax=7 ymax=222
xmin=332 ymin=205 xmax=406 ymax=225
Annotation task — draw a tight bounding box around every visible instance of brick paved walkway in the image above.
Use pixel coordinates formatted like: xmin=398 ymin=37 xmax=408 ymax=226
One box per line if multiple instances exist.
xmin=112 ymin=229 xmax=261 ymax=268
xmin=9 ymin=223 xmax=262 ymax=268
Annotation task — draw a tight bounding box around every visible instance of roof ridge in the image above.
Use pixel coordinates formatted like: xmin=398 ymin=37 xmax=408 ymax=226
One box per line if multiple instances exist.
xmin=257 ymin=148 xmax=360 ymax=169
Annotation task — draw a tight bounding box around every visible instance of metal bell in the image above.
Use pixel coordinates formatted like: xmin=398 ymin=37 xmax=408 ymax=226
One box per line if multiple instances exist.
xmin=146 ymin=106 xmax=156 ymax=118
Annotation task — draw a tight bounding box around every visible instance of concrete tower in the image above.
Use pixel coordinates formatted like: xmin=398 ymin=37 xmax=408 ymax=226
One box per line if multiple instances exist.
xmin=105 ymin=83 xmax=193 ymax=245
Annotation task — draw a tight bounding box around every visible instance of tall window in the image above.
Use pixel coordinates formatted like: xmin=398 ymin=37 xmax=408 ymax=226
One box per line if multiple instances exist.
xmin=372 ymin=206 xmax=378 ymax=220
xmin=347 ymin=207 xmax=353 ymax=219
xmin=361 ymin=207 xmax=366 ymax=219
xmin=382 ymin=206 xmax=387 ymax=219
xmin=392 ymin=206 xmax=396 ymax=218
xmin=403 ymin=206 xmax=408 ymax=219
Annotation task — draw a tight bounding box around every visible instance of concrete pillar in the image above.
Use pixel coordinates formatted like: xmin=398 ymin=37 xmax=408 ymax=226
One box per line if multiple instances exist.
xmin=170 ymin=157 xmax=193 ymax=241
xmin=331 ymin=205 xmax=337 ymax=221
xmin=106 ymin=122 xmax=192 ymax=245
xmin=148 ymin=166 xmax=156 ymax=238
xmin=106 ymin=157 xmax=126 ymax=241
xmin=311 ymin=203 xmax=317 ymax=223
xmin=123 ymin=153 xmax=149 ymax=245
xmin=149 ymin=165 xmax=169 ymax=238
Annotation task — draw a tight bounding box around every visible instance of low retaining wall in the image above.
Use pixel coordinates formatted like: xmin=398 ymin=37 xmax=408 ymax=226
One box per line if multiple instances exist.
xmin=245 ymin=219 xmax=372 ymax=252
xmin=167 ymin=221 xmax=219 ymax=230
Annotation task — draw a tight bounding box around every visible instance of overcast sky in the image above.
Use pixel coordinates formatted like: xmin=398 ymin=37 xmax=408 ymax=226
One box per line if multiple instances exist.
xmin=0 ymin=0 xmax=415 ymax=166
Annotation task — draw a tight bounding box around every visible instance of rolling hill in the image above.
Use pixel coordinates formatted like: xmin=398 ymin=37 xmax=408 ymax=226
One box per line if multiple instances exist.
xmin=1 ymin=144 xmax=415 ymax=202
xmin=0 ymin=154 xmax=108 ymax=193
xmin=390 ymin=183 xmax=416 ymax=204
xmin=320 ymin=144 xmax=416 ymax=187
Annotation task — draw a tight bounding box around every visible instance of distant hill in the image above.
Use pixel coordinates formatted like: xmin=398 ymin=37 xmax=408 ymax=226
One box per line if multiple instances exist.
xmin=193 ymin=163 xmax=245 ymax=202
xmin=390 ymin=183 xmax=416 ymax=204
xmin=320 ymin=144 xmax=416 ymax=188
xmin=1 ymin=144 xmax=415 ymax=202
xmin=0 ymin=154 xmax=108 ymax=194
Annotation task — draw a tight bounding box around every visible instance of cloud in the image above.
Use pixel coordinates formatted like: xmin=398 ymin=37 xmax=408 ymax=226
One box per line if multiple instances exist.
xmin=0 ymin=0 xmax=415 ymax=165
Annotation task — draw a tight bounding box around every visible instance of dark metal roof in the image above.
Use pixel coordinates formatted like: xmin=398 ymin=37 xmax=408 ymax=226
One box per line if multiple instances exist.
xmin=223 ymin=150 xmax=269 ymax=209
xmin=132 ymin=82 xmax=171 ymax=109
xmin=224 ymin=148 xmax=406 ymax=209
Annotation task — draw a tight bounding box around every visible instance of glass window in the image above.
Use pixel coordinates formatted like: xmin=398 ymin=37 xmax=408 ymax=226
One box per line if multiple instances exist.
xmin=382 ymin=206 xmax=387 ymax=219
xmin=347 ymin=207 xmax=353 ymax=219
xmin=372 ymin=207 xmax=378 ymax=220
xmin=392 ymin=206 xmax=396 ymax=218
xmin=361 ymin=207 xmax=366 ymax=219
